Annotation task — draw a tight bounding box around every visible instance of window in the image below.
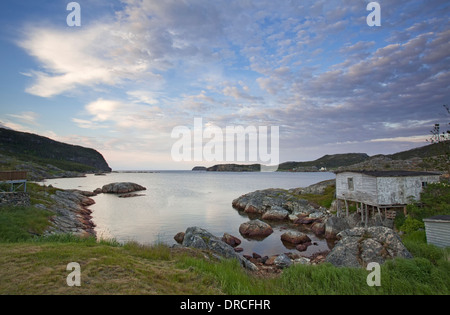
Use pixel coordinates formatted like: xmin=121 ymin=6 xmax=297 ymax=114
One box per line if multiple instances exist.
xmin=422 ymin=182 xmax=428 ymax=188
xmin=348 ymin=178 xmax=354 ymax=191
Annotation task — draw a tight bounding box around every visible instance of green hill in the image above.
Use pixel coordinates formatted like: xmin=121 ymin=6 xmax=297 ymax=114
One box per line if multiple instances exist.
xmin=278 ymin=153 xmax=370 ymax=171
xmin=0 ymin=128 xmax=111 ymax=180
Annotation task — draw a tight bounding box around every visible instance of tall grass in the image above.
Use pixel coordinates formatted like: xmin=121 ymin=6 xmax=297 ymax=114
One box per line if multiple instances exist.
xmin=0 ymin=205 xmax=52 ymax=242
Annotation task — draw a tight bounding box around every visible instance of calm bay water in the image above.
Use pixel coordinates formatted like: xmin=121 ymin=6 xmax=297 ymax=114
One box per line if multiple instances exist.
xmin=43 ymin=171 xmax=336 ymax=257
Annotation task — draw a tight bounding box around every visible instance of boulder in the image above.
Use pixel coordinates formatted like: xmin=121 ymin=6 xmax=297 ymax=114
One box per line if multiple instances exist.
xmin=324 ymin=216 xmax=350 ymax=239
xmin=102 ymin=182 xmax=146 ymax=194
xmin=182 ymin=227 xmax=258 ymax=271
xmin=221 ymin=233 xmax=242 ymax=247
xmin=311 ymin=222 xmax=326 ymax=236
xmin=262 ymin=206 xmax=289 ymax=221
xmin=174 ymin=232 xmax=185 ymax=244
xmin=325 ymin=226 xmax=413 ymax=268
xmin=274 ymin=254 xmax=292 ymax=269
xmin=239 ymin=219 xmax=273 ymax=238
xmin=296 ymin=242 xmax=312 ymax=252
xmin=281 ymin=231 xmax=311 ymax=244
xmin=295 ymin=216 xmax=316 ymax=225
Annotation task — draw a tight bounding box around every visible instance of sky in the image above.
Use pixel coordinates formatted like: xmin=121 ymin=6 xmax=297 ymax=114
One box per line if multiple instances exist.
xmin=0 ymin=0 xmax=449 ymax=170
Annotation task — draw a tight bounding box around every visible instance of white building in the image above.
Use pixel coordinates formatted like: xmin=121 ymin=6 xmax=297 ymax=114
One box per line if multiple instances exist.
xmin=335 ymin=171 xmax=441 ymax=221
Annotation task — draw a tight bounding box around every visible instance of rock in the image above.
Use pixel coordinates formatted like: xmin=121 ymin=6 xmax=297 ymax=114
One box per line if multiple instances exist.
xmin=291 ymin=179 xmax=335 ymax=195
xmin=182 ymin=227 xmax=258 ymax=271
xmin=252 ymin=252 xmax=261 ymax=259
xmin=45 ymin=189 xmax=97 ymax=237
xmin=295 ymin=216 xmax=316 ymax=225
xmin=93 ymin=188 xmax=103 ymax=195
xmin=234 ymin=247 xmax=244 ymax=253
xmin=325 ymin=226 xmax=413 ymax=268
xmin=324 ymin=216 xmax=350 ymax=239
xmin=221 ymin=233 xmax=242 ymax=247
xmin=262 ymin=206 xmax=289 ymax=220
xmin=174 ymin=232 xmax=185 ymax=244
xmin=296 ymin=242 xmax=312 ymax=252
xmin=293 ymin=257 xmax=311 ymax=265
xmin=311 ymin=222 xmax=325 ymax=236
xmin=264 ymin=256 xmax=278 ymax=266
xmin=118 ymin=193 xmax=145 ymax=198
xmin=274 ymin=254 xmax=292 ymax=269
xmin=239 ymin=219 xmax=273 ymax=238
xmin=244 ymin=203 xmax=263 ymax=214
xmin=102 ymin=182 xmax=146 ymax=194
xmin=281 ymin=231 xmax=311 ymax=244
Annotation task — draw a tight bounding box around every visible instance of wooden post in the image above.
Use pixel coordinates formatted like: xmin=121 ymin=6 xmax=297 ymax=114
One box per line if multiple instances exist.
xmin=361 ymin=203 xmax=364 ymax=223
xmin=345 ymin=199 xmax=349 ymax=217
xmin=365 ymin=204 xmax=368 ymax=227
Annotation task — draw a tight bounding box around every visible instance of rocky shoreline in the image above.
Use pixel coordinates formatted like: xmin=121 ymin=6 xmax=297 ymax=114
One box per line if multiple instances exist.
xmin=41 ymin=182 xmax=147 ymax=237
xmin=173 ymin=179 xmax=413 ymax=272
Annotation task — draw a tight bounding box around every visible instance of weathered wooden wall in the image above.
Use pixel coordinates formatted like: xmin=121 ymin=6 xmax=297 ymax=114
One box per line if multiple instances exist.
xmin=376 ymin=175 xmax=440 ymax=205
xmin=336 ymin=172 xmax=377 ymax=204
xmin=0 ymin=171 xmax=28 ymax=181
xmin=336 ymin=172 xmax=441 ymax=206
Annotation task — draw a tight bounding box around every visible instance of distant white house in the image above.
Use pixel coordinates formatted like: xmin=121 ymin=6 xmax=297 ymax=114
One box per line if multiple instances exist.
xmin=335 ymin=171 xmax=441 ymax=221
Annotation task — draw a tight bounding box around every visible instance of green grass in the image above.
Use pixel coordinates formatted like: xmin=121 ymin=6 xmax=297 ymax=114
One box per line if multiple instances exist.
xmin=0 ymin=231 xmax=448 ymax=295
xmin=0 ymin=182 xmax=448 ymax=295
xmin=0 ymin=205 xmax=53 ymax=242
xmin=295 ymin=184 xmax=336 ymax=208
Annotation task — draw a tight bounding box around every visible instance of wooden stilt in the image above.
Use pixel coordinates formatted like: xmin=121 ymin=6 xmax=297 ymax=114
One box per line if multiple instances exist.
xmin=365 ymin=204 xmax=368 ymax=227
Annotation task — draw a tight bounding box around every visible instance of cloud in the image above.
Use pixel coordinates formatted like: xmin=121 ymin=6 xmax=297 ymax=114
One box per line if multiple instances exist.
xmin=7 ymin=111 xmax=40 ymax=126
xmin=14 ymin=0 xmax=450 ymax=167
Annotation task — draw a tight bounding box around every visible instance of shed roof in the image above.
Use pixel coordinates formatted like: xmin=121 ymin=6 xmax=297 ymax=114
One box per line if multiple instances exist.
xmin=336 ymin=170 xmax=441 ymax=177
xmin=424 ymin=215 xmax=450 ymax=223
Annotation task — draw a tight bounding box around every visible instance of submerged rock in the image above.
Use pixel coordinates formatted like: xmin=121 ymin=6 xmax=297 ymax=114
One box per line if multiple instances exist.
xmin=281 ymin=230 xmax=311 ymax=244
xmin=221 ymin=233 xmax=242 ymax=247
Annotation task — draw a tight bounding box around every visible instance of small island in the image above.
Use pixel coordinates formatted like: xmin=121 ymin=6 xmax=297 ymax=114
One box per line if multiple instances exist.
xmin=192 ymin=166 xmax=207 ymax=171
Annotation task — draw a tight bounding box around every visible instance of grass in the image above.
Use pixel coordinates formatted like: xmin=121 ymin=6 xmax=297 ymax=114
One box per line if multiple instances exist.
xmin=0 ymin=205 xmax=53 ymax=242
xmin=0 ymin=183 xmax=449 ymax=295
xmin=0 ymin=240 xmax=221 ymax=295
xmin=294 ymin=184 xmax=336 ymax=208
xmin=0 ymin=231 xmax=448 ymax=295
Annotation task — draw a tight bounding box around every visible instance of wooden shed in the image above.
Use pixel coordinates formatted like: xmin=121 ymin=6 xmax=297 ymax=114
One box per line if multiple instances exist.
xmin=335 ymin=171 xmax=441 ymax=222
xmin=0 ymin=171 xmax=28 ymax=193
xmin=424 ymin=215 xmax=450 ymax=248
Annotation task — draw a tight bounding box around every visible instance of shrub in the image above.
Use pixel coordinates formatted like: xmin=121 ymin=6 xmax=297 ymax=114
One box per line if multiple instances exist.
xmin=400 ymin=216 xmax=424 ymax=234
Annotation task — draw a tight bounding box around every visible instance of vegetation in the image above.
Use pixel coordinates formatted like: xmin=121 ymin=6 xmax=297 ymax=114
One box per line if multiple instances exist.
xmin=295 ymin=184 xmax=336 ymax=208
xmin=0 ymin=232 xmax=448 ymax=295
xmin=1 ymin=181 xmax=448 ymax=295
xmin=278 ymin=153 xmax=370 ymax=171
xmin=0 ymin=177 xmax=448 ymax=295
xmin=0 ymin=127 xmax=111 ymax=179
xmin=404 ymin=183 xmax=450 ymax=223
